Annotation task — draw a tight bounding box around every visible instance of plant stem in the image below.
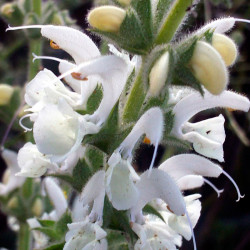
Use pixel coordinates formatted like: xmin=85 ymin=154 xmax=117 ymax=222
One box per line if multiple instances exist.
xmin=155 ymin=0 xmax=193 ymax=44
xmin=28 ymin=39 xmax=41 ymax=81
xmin=122 ymin=69 xmax=146 ymax=123
xmin=33 ymin=0 xmax=42 ymax=17
xmin=18 ymin=223 xmax=31 ymax=250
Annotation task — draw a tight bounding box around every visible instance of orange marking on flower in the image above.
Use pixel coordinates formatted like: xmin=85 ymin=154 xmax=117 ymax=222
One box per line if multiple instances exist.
xmin=227 ymin=108 xmax=236 ymax=112
xmin=143 ymin=137 xmax=151 ymax=144
xmin=71 ymin=72 xmax=88 ymax=81
xmin=50 ymin=40 xmax=60 ymax=49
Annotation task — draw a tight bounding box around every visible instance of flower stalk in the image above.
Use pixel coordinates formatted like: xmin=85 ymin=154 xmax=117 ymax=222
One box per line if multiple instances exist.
xmin=155 ymin=0 xmax=193 ymax=44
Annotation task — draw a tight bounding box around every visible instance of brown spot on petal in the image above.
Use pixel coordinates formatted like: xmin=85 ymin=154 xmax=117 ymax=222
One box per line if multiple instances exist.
xmin=50 ymin=40 xmax=60 ymax=49
xmin=167 ymin=205 xmax=174 ymax=214
xmin=71 ymin=72 xmax=88 ymax=81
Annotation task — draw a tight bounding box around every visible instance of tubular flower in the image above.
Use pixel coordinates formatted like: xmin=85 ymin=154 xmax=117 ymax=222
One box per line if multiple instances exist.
xmin=159 ymin=154 xmax=244 ymax=202
xmin=172 ymin=90 xmax=250 ymax=161
xmin=0 ymin=149 xmax=26 ymax=196
xmin=64 ymin=217 xmax=107 ymax=250
xmin=16 ymin=142 xmax=57 ymax=177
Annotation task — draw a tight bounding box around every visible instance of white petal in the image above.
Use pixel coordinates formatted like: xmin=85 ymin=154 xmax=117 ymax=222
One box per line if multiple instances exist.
xmin=177 ymin=175 xmax=204 ymax=190
xmin=44 ymin=177 xmax=67 ymax=219
xmin=159 ymin=154 xmax=223 ymax=180
xmin=17 ymin=142 xmax=55 ymax=177
xmin=81 ymin=171 xmax=105 ymax=220
xmin=131 ymin=169 xmax=186 ymax=220
xmin=105 ymin=158 xmax=139 ymax=210
xmin=41 ymin=25 xmax=100 ymax=64
xmin=0 ymin=149 xmax=26 ymax=195
xmin=183 ymin=132 xmax=224 ymax=162
xmin=58 ymin=55 xmax=128 ymax=125
xmin=183 ymin=115 xmax=225 ymax=144
xmin=119 ymin=107 xmax=164 ymax=158
xmin=195 ymin=17 xmax=235 ymax=35
xmin=172 ymin=90 xmax=250 ymax=137
xmin=33 ymin=99 xmax=79 ymax=156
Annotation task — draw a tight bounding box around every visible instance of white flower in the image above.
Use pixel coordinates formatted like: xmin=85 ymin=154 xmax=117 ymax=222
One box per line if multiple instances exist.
xmin=16 ymin=142 xmax=57 ymax=177
xmin=80 ymin=107 xmax=164 ymax=219
xmin=64 ymin=218 xmax=107 ymax=250
xmin=131 ymin=194 xmax=202 ymax=249
xmin=0 ymin=149 xmax=26 ymax=196
xmin=172 ymin=90 xmax=250 ymax=161
xmin=27 ymin=177 xmax=67 ymax=249
xmin=159 ymin=153 xmax=244 ymax=201
xmin=24 ymin=68 xmax=83 ymax=113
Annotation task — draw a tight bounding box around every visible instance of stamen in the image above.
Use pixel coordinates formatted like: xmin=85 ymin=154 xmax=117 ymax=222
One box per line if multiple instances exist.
xmin=32 ymin=53 xmax=72 ymax=65
xmin=221 ymin=169 xmax=244 ymax=202
xmin=50 ymin=40 xmax=60 ymax=49
xmin=204 ymin=178 xmax=224 ymax=197
xmin=185 ymin=207 xmax=197 ymax=250
xmin=234 ymin=18 xmax=250 ymax=24
xmin=6 ymin=24 xmax=44 ymax=32
xmin=19 ymin=114 xmax=33 ymax=132
xmin=143 ymin=136 xmax=151 ymax=144
xmin=71 ymin=72 xmax=88 ymax=81
xmin=227 ymin=107 xmax=236 ymax=112
xmin=148 ymin=140 xmax=159 ymax=176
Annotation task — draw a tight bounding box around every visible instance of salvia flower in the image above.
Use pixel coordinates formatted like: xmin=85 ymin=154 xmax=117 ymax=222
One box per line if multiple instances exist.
xmin=172 ymin=90 xmax=250 ymax=161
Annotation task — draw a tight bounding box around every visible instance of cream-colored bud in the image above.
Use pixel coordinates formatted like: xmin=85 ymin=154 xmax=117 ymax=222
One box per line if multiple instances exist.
xmin=7 ymin=197 xmax=18 ymax=209
xmin=149 ymin=51 xmax=170 ymax=96
xmin=88 ymin=6 xmax=126 ymax=32
xmin=1 ymin=3 xmax=14 ymax=17
xmin=0 ymin=84 xmax=14 ymax=105
xmin=212 ymin=33 xmax=238 ymax=67
xmin=31 ymin=198 xmax=43 ymax=217
xmin=117 ymin=0 xmax=132 ymax=6
xmin=189 ymin=41 xmax=228 ymax=95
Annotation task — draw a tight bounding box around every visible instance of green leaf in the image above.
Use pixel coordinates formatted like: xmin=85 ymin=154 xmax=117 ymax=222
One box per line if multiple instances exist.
xmin=85 ymin=145 xmax=106 ymax=172
xmin=143 ymin=204 xmax=165 ymax=222
xmin=85 ymin=103 xmax=132 ymax=154
xmin=177 ymin=37 xmax=198 ymax=65
xmin=164 ymin=135 xmax=192 ymax=151
xmin=55 ymin=212 xmax=72 ymax=236
xmin=131 ymin=0 xmax=153 ymax=42
xmin=154 ymin=0 xmax=173 ymax=28
xmin=85 ymin=85 xmax=103 ymax=114
xmin=173 ymin=66 xmax=204 ymax=95
xmin=106 ymin=230 xmax=130 ymax=250
xmin=38 ymin=219 xmax=56 ymax=228
xmin=34 ymin=227 xmax=60 ymax=241
xmin=43 ymin=242 xmax=65 ymax=250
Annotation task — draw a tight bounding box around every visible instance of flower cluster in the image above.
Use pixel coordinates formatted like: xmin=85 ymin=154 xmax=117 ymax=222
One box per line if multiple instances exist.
xmin=1 ymin=0 xmax=250 ymax=249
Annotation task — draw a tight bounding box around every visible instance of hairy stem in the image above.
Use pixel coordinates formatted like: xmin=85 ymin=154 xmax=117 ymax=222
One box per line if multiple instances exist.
xmin=155 ymin=0 xmax=193 ymax=44
xmin=18 ymin=223 xmax=31 ymax=250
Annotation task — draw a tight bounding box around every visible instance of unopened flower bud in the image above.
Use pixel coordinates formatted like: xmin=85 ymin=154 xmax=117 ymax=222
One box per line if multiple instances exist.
xmin=7 ymin=196 xmax=18 ymax=209
xmin=88 ymin=6 xmax=126 ymax=32
xmin=52 ymin=13 xmax=64 ymax=25
xmin=0 ymin=3 xmax=14 ymax=17
xmin=0 ymin=84 xmax=14 ymax=105
xmin=2 ymin=169 xmax=11 ymax=185
xmin=117 ymin=0 xmax=132 ymax=6
xmin=31 ymin=198 xmax=43 ymax=217
xmin=189 ymin=41 xmax=228 ymax=95
xmin=212 ymin=33 xmax=238 ymax=67
xmin=149 ymin=51 xmax=170 ymax=96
